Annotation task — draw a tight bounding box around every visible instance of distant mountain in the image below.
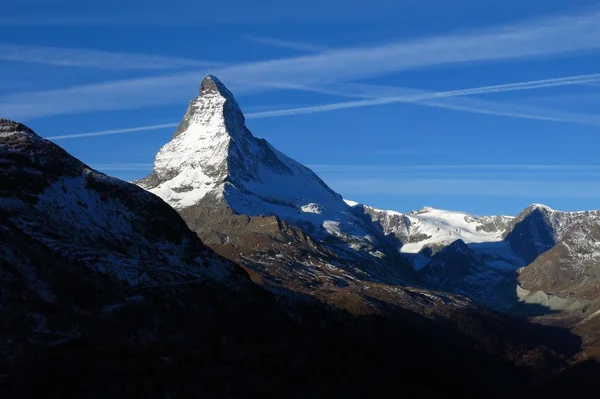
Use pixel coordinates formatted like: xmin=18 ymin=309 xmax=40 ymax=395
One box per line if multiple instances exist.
xmin=351 ymin=203 xmax=515 ymax=267
xmin=354 ymin=203 xmax=513 ymax=256
xmin=503 ymin=204 xmax=600 ymax=264
xmin=357 ymin=200 xmax=600 ymax=343
xmin=343 ymin=202 xmax=520 ymax=307
xmin=519 ymin=222 xmax=600 ymax=298
xmin=513 ymin=206 xmax=600 ymax=309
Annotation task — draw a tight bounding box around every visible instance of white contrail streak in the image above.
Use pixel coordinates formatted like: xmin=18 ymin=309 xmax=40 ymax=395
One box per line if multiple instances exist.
xmin=247 ymin=74 xmax=600 ymax=119
xmin=0 ymin=42 xmax=219 ymax=70
xmin=5 ymin=9 xmax=600 ymax=119
xmin=47 ymin=73 xmax=600 ymax=140
xmin=47 ymin=123 xmax=179 ymax=140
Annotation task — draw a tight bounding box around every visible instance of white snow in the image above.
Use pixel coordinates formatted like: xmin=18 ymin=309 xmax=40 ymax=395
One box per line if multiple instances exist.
xmin=301 ymin=203 xmax=323 ymax=214
xmin=144 ymin=92 xmax=230 ymax=210
xmin=343 ymin=199 xmax=359 ymax=207
xmin=371 ymin=206 xmax=513 ymax=254
xmin=530 ymin=203 xmax=555 ymax=211
xmin=151 ymin=166 xmax=221 ymax=209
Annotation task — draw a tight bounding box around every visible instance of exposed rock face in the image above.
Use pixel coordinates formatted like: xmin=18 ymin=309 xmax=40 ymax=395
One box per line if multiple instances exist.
xmin=346 ymin=202 xmax=520 ymax=309
xmin=504 ymin=204 xmax=563 ymax=264
xmin=505 ymin=204 xmax=600 ymax=264
xmin=518 ymin=220 xmax=600 ymax=299
xmin=417 ymin=239 xmax=519 ymax=309
xmin=356 ymin=201 xmax=600 ymax=321
xmin=421 ymin=239 xmax=480 ymax=279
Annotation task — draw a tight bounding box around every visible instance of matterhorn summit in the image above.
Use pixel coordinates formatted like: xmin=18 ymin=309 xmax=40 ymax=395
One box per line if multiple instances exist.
xmin=137 ymin=75 xmax=347 ymax=220
xmin=137 ymin=76 xmax=418 ymax=288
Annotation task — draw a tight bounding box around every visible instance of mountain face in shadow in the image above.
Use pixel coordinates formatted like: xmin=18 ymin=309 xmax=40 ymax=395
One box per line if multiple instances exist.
xmin=0 ymin=119 xmax=586 ymax=397
xmin=0 ymin=118 xmax=264 ymax=360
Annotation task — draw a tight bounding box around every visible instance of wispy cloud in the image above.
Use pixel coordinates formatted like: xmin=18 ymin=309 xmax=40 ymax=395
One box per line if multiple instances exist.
xmin=328 ymin=178 xmax=600 ymax=199
xmin=89 ymin=164 xmax=154 ymax=171
xmin=246 ymin=36 xmax=330 ymax=53
xmin=0 ymin=2 xmax=419 ymax=27
xmin=310 ymin=164 xmax=600 ymax=171
xmin=369 ymin=149 xmax=451 ymax=156
xmin=84 ymin=163 xmax=600 ymax=177
xmin=246 ymin=73 xmax=600 ymax=121
xmin=217 ymin=10 xmax=600 ymax=86
xmin=0 ymin=42 xmax=220 ymax=70
xmin=311 ymin=165 xmax=600 ymax=179
xmin=45 ymin=73 xmax=600 ymax=141
xmin=3 ymin=9 xmax=600 ymax=119
xmin=47 ymin=123 xmax=179 ymax=140
xmin=290 ymin=81 xmax=600 ymax=124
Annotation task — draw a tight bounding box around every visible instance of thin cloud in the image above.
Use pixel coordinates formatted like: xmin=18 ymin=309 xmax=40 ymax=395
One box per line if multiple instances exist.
xmin=82 ymin=163 xmax=600 ymax=172
xmin=47 ymin=123 xmax=179 ymax=140
xmin=217 ymin=10 xmax=600 ymax=88
xmin=291 ymin=82 xmax=600 ymax=125
xmin=246 ymin=73 xmax=600 ymax=120
xmin=328 ymin=178 xmax=600 ymax=199
xmin=0 ymin=2 xmax=425 ymax=27
xmin=4 ymin=9 xmax=600 ymax=119
xmin=310 ymin=164 xmax=600 ymax=172
xmin=0 ymin=42 xmax=220 ymax=70
xmin=90 ymin=164 xmax=154 ymax=171
xmin=45 ymin=73 xmax=600 ymax=141
xmin=369 ymin=149 xmax=450 ymax=156
xmin=246 ymin=36 xmax=330 ymax=53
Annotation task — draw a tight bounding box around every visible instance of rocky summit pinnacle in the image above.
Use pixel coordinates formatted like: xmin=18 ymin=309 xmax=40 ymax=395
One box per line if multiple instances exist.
xmin=200 ymin=74 xmax=233 ymax=96
xmin=172 ymin=75 xmax=246 ymax=140
xmin=136 ymin=75 xmax=344 ymax=217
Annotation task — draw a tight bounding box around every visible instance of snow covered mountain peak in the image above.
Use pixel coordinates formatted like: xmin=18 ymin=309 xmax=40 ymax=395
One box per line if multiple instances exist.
xmin=137 ymin=78 xmax=419 ymax=286
xmin=137 ymin=76 xmax=348 ymax=223
xmin=136 ymin=75 xmax=256 ymax=209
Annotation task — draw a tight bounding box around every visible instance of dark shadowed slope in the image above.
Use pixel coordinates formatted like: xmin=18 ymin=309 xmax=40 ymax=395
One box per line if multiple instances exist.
xmin=0 ymin=118 xmax=258 ymax=361
xmin=0 ymin=118 xmax=589 ymax=398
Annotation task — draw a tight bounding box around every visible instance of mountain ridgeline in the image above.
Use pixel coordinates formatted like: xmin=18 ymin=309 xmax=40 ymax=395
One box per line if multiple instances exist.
xmin=2 ymin=75 xmax=600 ymax=396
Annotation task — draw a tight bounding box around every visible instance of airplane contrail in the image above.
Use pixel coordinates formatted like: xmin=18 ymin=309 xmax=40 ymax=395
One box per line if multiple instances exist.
xmin=47 ymin=73 xmax=600 ymax=140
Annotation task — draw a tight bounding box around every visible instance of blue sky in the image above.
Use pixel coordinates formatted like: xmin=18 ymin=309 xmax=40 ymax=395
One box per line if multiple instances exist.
xmin=2 ymin=0 xmax=600 ymax=216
